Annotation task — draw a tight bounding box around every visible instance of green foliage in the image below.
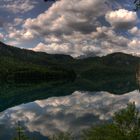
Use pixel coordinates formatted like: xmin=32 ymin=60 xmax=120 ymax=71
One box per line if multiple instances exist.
xmin=49 ymin=132 xmax=74 ymax=140
xmin=83 ymin=102 xmax=140 ymax=140
xmin=0 ymin=56 xmax=76 ymax=82
xmin=113 ymin=102 xmax=140 ymax=140
xmin=82 ymin=124 xmax=125 ymax=140
xmin=13 ymin=122 xmax=29 ymax=140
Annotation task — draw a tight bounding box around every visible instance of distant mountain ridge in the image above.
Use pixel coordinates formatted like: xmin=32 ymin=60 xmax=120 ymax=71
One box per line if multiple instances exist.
xmin=0 ymin=42 xmax=76 ymax=82
xmin=0 ymin=41 xmax=139 ymax=63
xmin=0 ymin=41 xmax=73 ymax=65
xmin=0 ymin=41 xmax=139 ymax=82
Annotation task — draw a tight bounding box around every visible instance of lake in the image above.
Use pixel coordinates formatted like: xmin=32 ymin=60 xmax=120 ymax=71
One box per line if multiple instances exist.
xmin=0 ymin=75 xmax=139 ymax=139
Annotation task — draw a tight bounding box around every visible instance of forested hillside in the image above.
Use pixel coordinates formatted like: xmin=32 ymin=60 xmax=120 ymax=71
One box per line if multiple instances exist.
xmin=0 ymin=41 xmax=139 ymax=83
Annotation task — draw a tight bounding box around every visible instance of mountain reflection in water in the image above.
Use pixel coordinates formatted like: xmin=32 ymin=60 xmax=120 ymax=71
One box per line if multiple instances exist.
xmin=0 ymin=90 xmax=140 ymax=139
xmin=0 ymin=75 xmax=138 ymax=112
xmin=0 ymin=71 xmax=139 ymax=140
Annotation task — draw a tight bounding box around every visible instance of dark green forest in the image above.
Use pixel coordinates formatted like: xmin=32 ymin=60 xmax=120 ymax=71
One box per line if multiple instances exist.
xmin=0 ymin=41 xmax=139 ymax=83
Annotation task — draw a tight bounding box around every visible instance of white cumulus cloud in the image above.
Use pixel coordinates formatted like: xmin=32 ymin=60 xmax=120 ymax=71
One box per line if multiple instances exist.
xmin=105 ymin=9 xmax=137 ymax=29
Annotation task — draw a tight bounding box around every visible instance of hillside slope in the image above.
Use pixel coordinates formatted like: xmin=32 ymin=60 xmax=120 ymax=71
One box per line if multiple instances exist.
xmin=0 ymin=41 xmax=139 ymax=82
xmin=0 ymin=42 xmax=76 ymax=82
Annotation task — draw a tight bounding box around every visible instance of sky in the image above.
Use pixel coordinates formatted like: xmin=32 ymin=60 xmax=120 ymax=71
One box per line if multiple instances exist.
xmin=0 ymin=0 xmax=140 ymax=57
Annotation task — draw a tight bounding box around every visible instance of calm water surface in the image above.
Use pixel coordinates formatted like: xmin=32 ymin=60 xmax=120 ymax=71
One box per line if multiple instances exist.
xmin=0 ymin=76 xmax=139 ymax=139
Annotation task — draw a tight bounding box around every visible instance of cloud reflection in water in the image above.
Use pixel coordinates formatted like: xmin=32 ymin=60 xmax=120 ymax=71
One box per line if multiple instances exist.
xmin=0 ymin=90 xmax=140 ymax=137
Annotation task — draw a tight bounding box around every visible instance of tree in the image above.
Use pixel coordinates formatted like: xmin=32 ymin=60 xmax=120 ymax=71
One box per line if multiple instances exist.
xmin=49 ymin=132 xmax=73 ymax=140
xmin=83 ymin=102 xmax=140 ymax=140
xmin=13 ymin=122 xmax=29 ymax=140
xmin=113 ymin=102 xmax=140 ymax=140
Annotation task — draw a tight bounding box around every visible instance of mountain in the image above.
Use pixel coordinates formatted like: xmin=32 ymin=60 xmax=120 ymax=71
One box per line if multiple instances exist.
xmin=0 ymin=42 xmax=76 ymax=82
xmin=71 ymin=52 xmax=140 ymax=80
xmin=0 ymin=41 xmax=73 ymax=65
xmin=0 ymin=41 xmax=139 ymax=83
